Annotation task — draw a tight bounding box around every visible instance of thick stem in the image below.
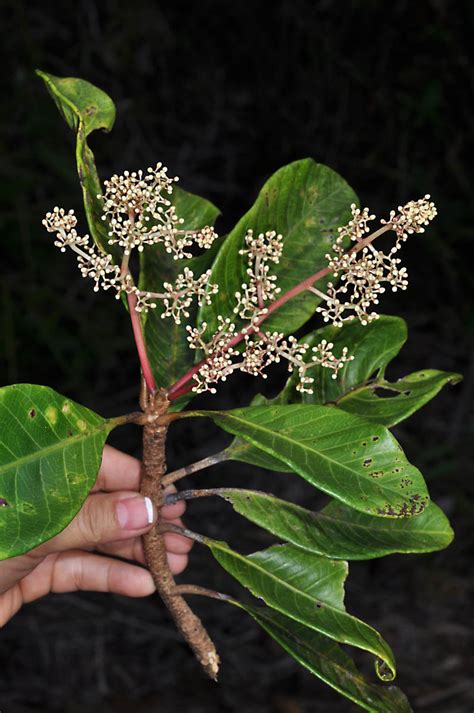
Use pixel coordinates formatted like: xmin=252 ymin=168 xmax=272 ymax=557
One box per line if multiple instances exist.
xmin=167 ymin=222 xmax=392 ymax=400
xmin=140 ymin=390 xmax=219 ymax=680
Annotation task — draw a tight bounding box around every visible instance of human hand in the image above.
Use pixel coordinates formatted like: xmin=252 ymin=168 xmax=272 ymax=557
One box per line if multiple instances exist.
xmin=0 ymin=445 xmax=192 ymax=627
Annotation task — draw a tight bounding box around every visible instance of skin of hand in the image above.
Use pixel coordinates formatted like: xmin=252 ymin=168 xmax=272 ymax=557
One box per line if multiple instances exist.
xmin=0 ymin=444 xmax=192 ymax=627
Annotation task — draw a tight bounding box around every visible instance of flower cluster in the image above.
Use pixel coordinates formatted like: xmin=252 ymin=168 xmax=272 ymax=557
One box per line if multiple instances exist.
xmin=316 ymin=196 xmax=437 ymax=326
xmin=187 ymin=318 xmax=352 ymax=394
xmin=159 ymin=268 xmax=218 ymax=323
xmin=184 ymin=194 xmax=436 ymax=394
xmin=44 ymin=174 xmax=436 ymax=400
xmin=42 ymin=207 xmax=88 ymax=251
xmin=101 ymin=164 xmax=218 ymax=259
xmin=43 ymin=164 xmax=220 ymax=320
xmin=43 ymin=208 xmax=122 ymax=293
xmin=234 ymin=229 xmax=283 ymax=321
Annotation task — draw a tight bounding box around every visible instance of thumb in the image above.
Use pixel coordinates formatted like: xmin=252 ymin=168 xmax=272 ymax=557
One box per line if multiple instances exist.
xmin=38 ymin=491 xmax=156 ymax=555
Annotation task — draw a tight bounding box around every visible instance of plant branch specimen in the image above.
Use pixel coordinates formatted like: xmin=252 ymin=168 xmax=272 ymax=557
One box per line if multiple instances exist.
xmin=0 ymin=71 xmax=461 ymax=713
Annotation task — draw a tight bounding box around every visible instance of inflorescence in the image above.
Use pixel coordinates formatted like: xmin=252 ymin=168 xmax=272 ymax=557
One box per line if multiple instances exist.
xmin=43 ymin=165 xmax=436 ymax=396
xmin=42 ymin=164 xmax=219 ymax=323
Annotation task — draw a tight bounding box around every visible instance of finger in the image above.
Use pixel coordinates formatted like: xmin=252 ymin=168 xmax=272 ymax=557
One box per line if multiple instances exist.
xmin=163 ymin=517 xmax=194 ymax=555
xmin=0 ymin=550 xmax=44 ymax=596
xmin=99 ymin=538 xmax=190 ymax=575
xmin=98 ymin=537 xmax=146 ymax=564
xmin=167 ymin=553 xmax=188 ymax=575
xmin=20 ymin=550 xmax=155 ymax=603
xmin=36 ymin=491 xmax=156 ymax=555
xmin=94 ymin=449 xmax=187 ymax=518
xmin=93 ymin=445 xmax=142 ymax=492
xmin=99 ymin=515 xmax=193 ymax=560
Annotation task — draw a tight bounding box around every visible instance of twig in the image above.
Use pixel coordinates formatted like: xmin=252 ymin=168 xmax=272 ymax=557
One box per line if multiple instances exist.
xmin=164 ymin=488 xmax=219 ymax=505
xmin=171 ymin=584 xmax=231 ymax=602
xmin=159 ymin=521 xmax=208 ymax=545
xmin=162 ymin=451 xmax=228 ymax=488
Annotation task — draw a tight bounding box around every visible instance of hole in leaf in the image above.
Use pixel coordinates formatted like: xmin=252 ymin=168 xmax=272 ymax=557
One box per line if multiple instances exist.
xmin=0 ymin=497 xmax=9 ymax=507
xmin=374 ymin=387 xmax=396 ymax=399
xmin=403 ymin=390 xmax=411 ymax=396
xmin=28 ymin=409 xmax=36 ymax=418
xmin=363 ymin=458 xmax=373 ymax=467
xmin=372 ymin=435 xmax=379 ymax=442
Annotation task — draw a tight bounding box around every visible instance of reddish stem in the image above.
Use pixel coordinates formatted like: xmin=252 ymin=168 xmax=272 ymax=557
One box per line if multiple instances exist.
xmin=167 ymin=223 xmax=391 ymax=401
xmin=127 ymin=291 xmax=157 ymax=394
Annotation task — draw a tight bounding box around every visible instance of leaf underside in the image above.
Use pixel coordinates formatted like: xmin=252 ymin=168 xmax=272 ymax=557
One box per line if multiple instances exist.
xmin=204 ymin=539 xmax=396 ymax=680
xmin=36 ymin=70 xmax=119 ymax=260
xmin=235 ymin=602 xmax=412 ymax=712
xmin=212 ymin=488 xmax=453 ymax=559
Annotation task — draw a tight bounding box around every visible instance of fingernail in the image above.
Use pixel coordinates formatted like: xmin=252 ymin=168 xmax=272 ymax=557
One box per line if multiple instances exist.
xmin=116 ymin=496 xmax=155 ymax=530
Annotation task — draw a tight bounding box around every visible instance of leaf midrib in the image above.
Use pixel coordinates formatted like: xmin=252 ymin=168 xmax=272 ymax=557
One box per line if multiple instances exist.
xmin=210 ymin=538 xmax=390 ymax=664
xmin=0 ymin=420 xmax=111 ymax=476
xmin=211 ymin=410 xmax=416 ymax=503
xmin=223 ymin=489 xmax=447 ymax=539
xmin=246 ymin=607 xmax=398 ymax=713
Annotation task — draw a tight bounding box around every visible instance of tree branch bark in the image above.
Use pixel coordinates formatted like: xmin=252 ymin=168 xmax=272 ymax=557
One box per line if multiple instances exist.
xmin=140 ymin=389 xmax=219 ymax=680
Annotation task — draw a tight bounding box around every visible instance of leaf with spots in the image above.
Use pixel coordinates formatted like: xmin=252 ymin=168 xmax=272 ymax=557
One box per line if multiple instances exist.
xmin=336 ymin=370 xmax=462 ymax=427
xmin=36 ymin=70 xmax=119 ymax=259
xmin=198 ymin=159 xmax=358 ymax=336
xmin=274 ymin=316 xmax=461 ymax=426
xmin=196 ymin=404 xmax=429 ymax=517
xmin=202 ymin=539 xmax=396 ymax=680
xmin=204 ymin=488 xmax=453 ymax=559
xmin=0 ymin=384 xmax=116 ymax=559
xmin=233 ymin=602 xmax=412 ymax=712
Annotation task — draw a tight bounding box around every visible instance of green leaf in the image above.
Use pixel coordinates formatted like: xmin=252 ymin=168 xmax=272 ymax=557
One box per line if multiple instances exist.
xmin=281 ymin=316 xmax=408 ymax=405
xmin=203 ymin=539 xmax=396 ymax=680
xmin=235 ymin=603 xmax=411 ymax=712
xmin=199 ymin=159 xmax=358 ymax=336
xmin=140 ymin=186 xmax=221 ymax=405
xmin=224 ymin=394 xmax=291 ymax=471
xmin=199 ymin=404 xmax=429 ymax=517
xmin=36 ymin=70 xmax=118 ymax=258
xmin=277 ymin=316 xmax=461 ymax=426
xmin=0 ymin=384 xmax=115 ymax=559
xmin=337 ymin=369 xmax=462 ymax=427
xmin=210 ymin=488 xmax=453 ymax=559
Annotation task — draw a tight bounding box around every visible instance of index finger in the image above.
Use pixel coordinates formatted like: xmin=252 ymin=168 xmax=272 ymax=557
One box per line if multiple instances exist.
xmin=93 ymin=445 xmax=142 ymax=492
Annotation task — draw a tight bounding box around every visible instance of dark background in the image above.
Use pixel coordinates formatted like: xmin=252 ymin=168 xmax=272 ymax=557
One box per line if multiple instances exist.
xmin=0 ymin=1 xmax=473 ymax=711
